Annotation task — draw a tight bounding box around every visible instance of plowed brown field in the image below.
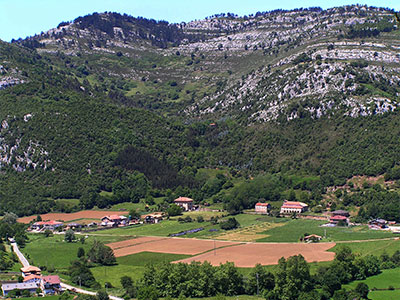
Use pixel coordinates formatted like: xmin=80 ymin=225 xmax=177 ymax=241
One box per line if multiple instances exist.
xmin=107 ymin=236 xmax=336 ymax=266
xmin=107 ymin=236 xmax=241 ymax=256
xmin=18 ymin=210 xmax=128 ymax=223
xmin=176 ymin=242 xmax=336 ymax=267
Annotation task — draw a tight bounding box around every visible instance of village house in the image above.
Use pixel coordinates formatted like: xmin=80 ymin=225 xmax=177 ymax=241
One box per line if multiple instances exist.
xmin=303 ymin=234 xmax=322 ymax=243
xmin=255 ymin=202 xmax=271 ymax=214
xmin=30 ymin=220 xmax=63 ymax=231
xmin=174 ymin=197 xmax=194 ymax=211
xmin=100 ymin=215 xmax=128 ymax=227
xmin=143 ymin=212 xmax=164 ymax=224
xmin=21 ymin=266 xmax=41 ymax=278
xmin=40 ymin=275 xmax=62 ymax=295
xmin=1 ymin=282 xmax=38 ymax=296
xmin=23 ymin=274 xmax=41 ymax=284
xmin=280 ymin=201 xmax=308 ymax=214
xmin=369 ymin=218 xmax=388 ymax=229
xmin=66 ymin=222 xmax=84 ymax=230
xmin=331 ymin=210 xmax=350 ymax=217
xmin=329 ymin=215 xmax=349 ymax=225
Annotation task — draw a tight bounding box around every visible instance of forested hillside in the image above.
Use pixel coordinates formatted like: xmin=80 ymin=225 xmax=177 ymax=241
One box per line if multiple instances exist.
xmin=1 ymin=5 xmax=400 ymax=216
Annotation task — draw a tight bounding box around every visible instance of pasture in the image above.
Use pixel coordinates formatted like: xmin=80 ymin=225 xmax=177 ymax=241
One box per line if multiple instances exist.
xmin=91 ymin=252 xmax=190 ymax=288
xmin=256 ymin=219 xmax=394 ymax=242
xmin=22 ymin=234 xmax=129 ymax=271
xmin=344 ymin=268 xmax=400 ymax=300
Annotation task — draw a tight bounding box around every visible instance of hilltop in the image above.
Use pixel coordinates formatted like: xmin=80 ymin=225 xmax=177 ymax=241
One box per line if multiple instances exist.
xmin=1 ymin=5 xmax=400 ymax=216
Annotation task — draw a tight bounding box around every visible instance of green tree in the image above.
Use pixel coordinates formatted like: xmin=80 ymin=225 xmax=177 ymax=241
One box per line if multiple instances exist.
xmin=120 ymin=275 xmax=133 ymax=290
xmin=77 ymin=247 xmax=85 ymax=258
xmin=166 ymin=204 xmax=182 ymax=216
xmin=96 ymin=290 xmax=109 ymax=300
xmin=137 ymin=286 xmax=159 ymax=300
xmin=65 ymin=229 xmax=75 ymax=243
xmin=355 ymin=282 xmax=369 ymax=299
xmin=68 ymin=260 xmax=97 ymax=287
xmin=220 ymin=217 xmax=239 ymax=230
xmin=3 ymin=212 xmax=18 ymax=225
xmin=246 ymin=263 xmax=275 ymax=295
xmin=273 ymin=255 xmax=311 ymax=300
xmin=214 ymin=262 xmax=244 ymax=296
xmin=87 ymin=240 xmax=116 ymax=265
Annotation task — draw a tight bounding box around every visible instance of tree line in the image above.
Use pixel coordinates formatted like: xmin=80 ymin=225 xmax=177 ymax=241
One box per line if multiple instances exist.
xmin=112 ymin=246 xmax=389 ymax=300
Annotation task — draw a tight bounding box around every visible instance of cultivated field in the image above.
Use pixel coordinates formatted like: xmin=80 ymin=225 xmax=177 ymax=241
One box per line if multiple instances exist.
xmin=18 ymin=210 xmax=128 ymax=223
xmin=214 ymin=222 xmax=285 ymax=242
xmin=107 ymin=236 xmax=336 ymax=267
xmin=107 ymin=236 xmax=241 ymax=257
xmin=176 ymin=242 xmax=336 ymax=267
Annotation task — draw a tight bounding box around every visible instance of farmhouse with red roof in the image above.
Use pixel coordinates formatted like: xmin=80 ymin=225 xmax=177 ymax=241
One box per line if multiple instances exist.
xmin=40 ymin=275 xmax=62 ymax=295
xmin=329 ymin=215 xmax=349 ymax=225
xmin=21 ymin=266 xmax=41 ymax=278
xmin=101 ymin=215 xmax=128 ymax=227
xmin=174 ymin=197 xmax=194 ymax=211
xmin=255 ymin=202 xmax=271 ymax=214
xmin=31 ymin=220 xmax=63 ymax=231
xmin=280 ymin=201 xmax=308 ymax=214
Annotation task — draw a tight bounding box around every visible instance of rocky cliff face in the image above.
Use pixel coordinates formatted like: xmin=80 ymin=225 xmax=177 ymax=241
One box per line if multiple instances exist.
xmin=9 ymin=5 xmax=400 ymax=123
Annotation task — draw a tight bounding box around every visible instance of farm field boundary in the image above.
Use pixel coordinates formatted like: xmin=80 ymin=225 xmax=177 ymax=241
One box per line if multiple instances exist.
xmin=18 ymin=210 xmax=128 ymax=223
xmin=107 ymin=236 xmax=336 ymax=267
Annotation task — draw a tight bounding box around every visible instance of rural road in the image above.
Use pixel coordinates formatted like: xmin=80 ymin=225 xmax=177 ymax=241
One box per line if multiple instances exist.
xmin=11 ymin=241 xmax=123 ymax=300
xmin=60 ymin=283 xmax=124 ymax=300
xmin=11 ymin=242 xmax=30 ymax=267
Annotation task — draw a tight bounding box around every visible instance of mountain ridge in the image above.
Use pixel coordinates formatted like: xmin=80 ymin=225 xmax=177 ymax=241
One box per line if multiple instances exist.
xmin=1 ymin=5 xmax=400 ymax=216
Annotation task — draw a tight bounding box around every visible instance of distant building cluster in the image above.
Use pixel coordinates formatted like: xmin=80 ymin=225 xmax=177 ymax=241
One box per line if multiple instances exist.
xmin=1 ymin=266 xmax=62 ymax=296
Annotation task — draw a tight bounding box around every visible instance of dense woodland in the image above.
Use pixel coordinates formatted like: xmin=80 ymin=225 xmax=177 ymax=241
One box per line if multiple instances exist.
xmin=113 ymin=246 xmax=399 ymax=300
xmin=1 ymin=38 xmax=400 ymax=219
xmin=2 ymin=7 xmax=400 ymax=221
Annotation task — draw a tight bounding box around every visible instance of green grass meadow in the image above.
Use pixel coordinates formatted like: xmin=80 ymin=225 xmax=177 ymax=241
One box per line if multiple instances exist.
xmin=343 ymin=268 xmax=400 ymax=300
xmin=256 ymin=219 xmax=394 ymax=242
xmin=23 ymin=233 xmax=129 ymax=271
xmin=91 ymin=252 xmax=190 ymax=288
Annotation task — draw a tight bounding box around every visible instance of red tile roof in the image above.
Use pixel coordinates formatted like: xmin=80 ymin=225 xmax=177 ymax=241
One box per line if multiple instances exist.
xmin=23 ymin=274 xmax=41 ymax=282
xmin=255 ymin=203 xmax=270 ymax=206
xmin=281 ymin=201 xmax=308 ymax=209
xmin=21 ymin=266 xmax=41 ymax=273
xmin=42 ymin=275 xmax=61 ymax=285
xmin=102 ymin=215 xmax=121 ymax=221
xmin=174 ymin=197 xmax=193 ymax=203
xmin=34 ymin=220 xmax=63 ymax=226
xmin=330 ymin=215 xmax=348 ymax=221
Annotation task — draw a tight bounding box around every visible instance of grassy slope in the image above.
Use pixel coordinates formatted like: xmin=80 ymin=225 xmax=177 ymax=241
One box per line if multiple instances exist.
xmin=331 ymin=239 xmax=400 ymax=257
xmin=22 ymin=234 xmax=129 ymax=271
xmin=343 ymin=268 xmax=400 ymax=300
xmin=257 ymin=219 xmax=394 ymax=242
xmin=91 ymin=252 xmax=190 ymax=288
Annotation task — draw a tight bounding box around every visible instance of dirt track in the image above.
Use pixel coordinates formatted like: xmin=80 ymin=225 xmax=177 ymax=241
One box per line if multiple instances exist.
xmin=18 ymin=210 xmax=128 ymax=223
xmin=107 ymin=236 xmax=336 ymax=266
